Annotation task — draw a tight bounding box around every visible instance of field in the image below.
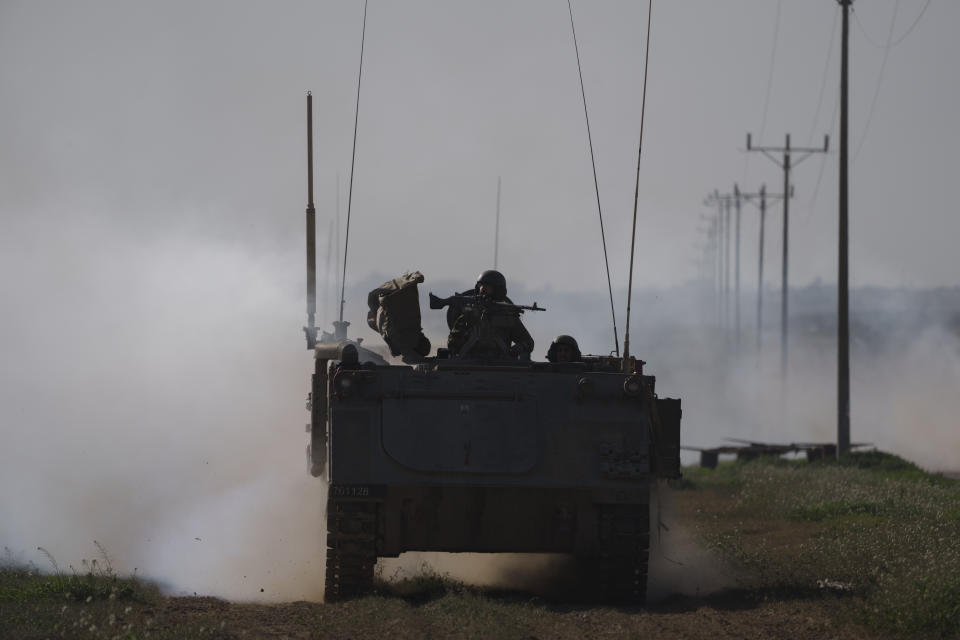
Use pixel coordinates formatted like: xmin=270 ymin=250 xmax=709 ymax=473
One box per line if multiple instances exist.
xmin=2 ymin=452 xmax=958 ymax=639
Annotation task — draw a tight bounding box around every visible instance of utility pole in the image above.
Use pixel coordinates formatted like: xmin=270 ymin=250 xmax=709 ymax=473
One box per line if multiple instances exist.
xmin=711 ymin=210 xmax=721 ymax=327
xmin=706 ymin=189 xmax=742 ymax=343
xmin=709 ymin=212 xmax=716 ymax=324
xmin=720 ymin=192 xmax=727 ymax=329
xmin=757 ymin=184 xmax=767 ymax=351
xmin=755 ymin=185 xmax=766 ymax=350
xmin=740 ymin=185 xmax=792 ymax=350
xmin=734 ymin=184 xmax=742 ymax=348
xmin=747 ymin=133 xmax=829 ymax=379
xmin=697 ymin=212 xmax=720 ymax=321
xmin=838 ymin=0 xmax=853 ymax=457
xmin=723 ymin=197 xmax=731 ymax=332
xmin=705 ymin=191 xmax=727 ymax=330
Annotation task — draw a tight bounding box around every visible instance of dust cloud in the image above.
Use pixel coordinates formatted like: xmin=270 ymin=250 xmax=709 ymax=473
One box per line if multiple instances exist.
xmin=376 ymin=489 xmax=737 ymax=603
xmin=2 ymin=215 xmax=958 ymax=604
xmin=369 ymin=280 xmax=960 ymax=596
xmin=0 ymin=217 xmax=326 ymax=602
xmin=646 ymin=486 xmax=734 ymax=602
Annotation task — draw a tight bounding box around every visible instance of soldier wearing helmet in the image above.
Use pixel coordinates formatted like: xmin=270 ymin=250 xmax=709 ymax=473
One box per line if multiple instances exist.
xmin=475 ymin=269 xmax=507 ymax=299
xmin=447 ymin=270 xmax=534 ymax=359
xmin=546 ymin=335 xmax=582 ymax=363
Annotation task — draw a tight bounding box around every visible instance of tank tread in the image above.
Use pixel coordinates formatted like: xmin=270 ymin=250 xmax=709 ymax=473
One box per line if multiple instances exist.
xmin=324 ymin=497 xmax=379 ymax=602
xmin=592 ymin=503 xmax=650 ymax=604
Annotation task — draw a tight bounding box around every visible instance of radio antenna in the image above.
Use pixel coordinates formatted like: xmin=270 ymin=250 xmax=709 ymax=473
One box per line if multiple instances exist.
xmin=338 ymin=0 xmax=368 ymax=331
xmin=622 ymin=0 xmax=654 ymax=371
xmin=334 ymin=173 xmax=341 ymax=322
xmin=494 ymin=176 xmax=501 ymax=269
xmin=304 ymin=91 xmax=317 ymax=349
xmin=567 ymin=0 xmax=620 ymax=357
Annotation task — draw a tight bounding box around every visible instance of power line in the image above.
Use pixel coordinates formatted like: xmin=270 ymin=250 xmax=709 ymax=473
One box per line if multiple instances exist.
xmin=758 ymin=0 xmax=784 ymax=141
xmin=808 ymin=6 xmax=840 ymax=145
xmin=853 ymin=0 xmax=931 ymax=49
xmin=853 ymin=0 xmax=899 ymax=163
xmin=744 ymin=0 xmax=783 ymax=186
xmin=884 ymin=0 xmax=931 ymax=47
xmin=801 ymin=5 xmax=841 ymax=219
xmin=807 ymin=93 xmax=839 ymax=213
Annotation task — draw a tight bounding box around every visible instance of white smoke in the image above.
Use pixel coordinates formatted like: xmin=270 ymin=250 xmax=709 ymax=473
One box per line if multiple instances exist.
xmin=0 ymin=215 xmax=325 ymax=601
xmin=2 ymin=212 xmax=957 ymax=605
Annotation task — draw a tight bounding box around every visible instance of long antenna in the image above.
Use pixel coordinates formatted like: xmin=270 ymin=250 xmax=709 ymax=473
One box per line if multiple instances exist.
xmin=339 ymin=0 xmax=368 ymax=327
xmin=335 ymin=174 xmax=341 ymax=320
xmin=324 ymin=217 xmax=334 ymax=323
xmin=622 ymin=0 xmax=654 ymax=371
xmin=494 ymin=176 xmax=501 ymax=269
xmin=304 ymin=91 xmax=317 ymax=349
xmin=567 ymin=0 xmax=620 ymax=357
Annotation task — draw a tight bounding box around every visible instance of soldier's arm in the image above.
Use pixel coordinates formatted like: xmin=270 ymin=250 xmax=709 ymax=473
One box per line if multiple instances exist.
xmin=448 ymin=315 xmax=469 ymax=352
xmin=511 ymin=319 xmax=535 ymax=354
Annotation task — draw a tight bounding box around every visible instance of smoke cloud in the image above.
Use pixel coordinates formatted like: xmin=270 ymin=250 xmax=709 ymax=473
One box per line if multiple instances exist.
xmin=0 ymin=215 xmax=325 ymax=601
xmin=2 ymin=211 xmax=958 ymax=603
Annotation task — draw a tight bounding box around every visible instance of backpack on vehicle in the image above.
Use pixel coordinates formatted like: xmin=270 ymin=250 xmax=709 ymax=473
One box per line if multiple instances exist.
xmin=367 ymin=271 xmax=431 ymax=362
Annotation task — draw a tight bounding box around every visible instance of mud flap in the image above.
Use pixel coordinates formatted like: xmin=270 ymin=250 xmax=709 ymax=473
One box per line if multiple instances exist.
xmin=651 ymin=398 xmax=682 ymax=479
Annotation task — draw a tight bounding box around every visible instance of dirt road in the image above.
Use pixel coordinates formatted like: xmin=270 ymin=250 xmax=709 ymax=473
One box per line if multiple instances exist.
xmin=126 ymin=588 xmax=869 ymax=640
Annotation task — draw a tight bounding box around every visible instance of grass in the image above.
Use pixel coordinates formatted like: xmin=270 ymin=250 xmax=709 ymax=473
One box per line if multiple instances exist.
xmin=1 ymin=543 xmax=148 ymax=605
xmin=679 ymin=451 xmax=960 ymax=637
xmin=0 ymin=543 xmax=227 ymax=640
xmin=3 ymin=454 xmax=957 ymax=639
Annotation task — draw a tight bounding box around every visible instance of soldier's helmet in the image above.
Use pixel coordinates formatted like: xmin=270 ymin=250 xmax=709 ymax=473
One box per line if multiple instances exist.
xmin=546 ymin=334 xmax=581 ymax=363
xmin=475 ymin=270 xmax=507 ymax=300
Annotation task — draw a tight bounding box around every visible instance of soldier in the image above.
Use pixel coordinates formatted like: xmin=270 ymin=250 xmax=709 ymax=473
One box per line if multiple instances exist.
xmin=447 ymin=270 xmax=535 ymax=359
xmin=545 ymin=335 xmax=582 ymax=363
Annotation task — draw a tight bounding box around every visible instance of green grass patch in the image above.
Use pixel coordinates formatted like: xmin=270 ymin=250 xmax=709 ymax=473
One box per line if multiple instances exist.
xmin=1 ymin=544 xmax=154 ymax=604
xmin=684 ymin=451 xmax=960 ymax=637
xmin=0 ymin=564 xmax=146 ymax=603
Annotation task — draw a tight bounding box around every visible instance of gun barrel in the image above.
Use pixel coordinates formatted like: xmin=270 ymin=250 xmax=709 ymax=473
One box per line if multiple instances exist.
xmin=428 ymin=292 xmax=544 ymax=313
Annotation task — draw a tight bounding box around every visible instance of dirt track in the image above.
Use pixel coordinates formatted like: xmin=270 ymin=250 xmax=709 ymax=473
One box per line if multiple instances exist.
xmin=140 ymin=590 xmax=873 ymax=640
xmin=62 ymin=485 xmax=878 ymax=640
xmin=2 ymin=482 xmax=903 ymax=639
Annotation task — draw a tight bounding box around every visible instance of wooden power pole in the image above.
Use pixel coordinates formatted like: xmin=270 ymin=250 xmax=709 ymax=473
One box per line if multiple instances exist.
xmin=739 ymin=185 xmax=792 ymax=350
xmin=705 ymin=190 xmax=734 ymax=337
xmin=838 ymin=0 xmax=853 ymax=457
xmin=746 ymin=133 xmax=829 ymax=379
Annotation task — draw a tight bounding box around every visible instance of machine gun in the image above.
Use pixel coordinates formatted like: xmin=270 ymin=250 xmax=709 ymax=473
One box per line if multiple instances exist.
xmin=429 ymin=292 xmax=543 ymax=360
xmin=428 ymin=292 xmax=545 ymax=315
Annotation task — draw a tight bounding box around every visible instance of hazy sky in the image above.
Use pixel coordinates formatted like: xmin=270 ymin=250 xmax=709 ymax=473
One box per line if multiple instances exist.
xmin=2 ymin=0 xmax=956 ymax=299
xmin=2 ymin=1 xmax=958 ymax=597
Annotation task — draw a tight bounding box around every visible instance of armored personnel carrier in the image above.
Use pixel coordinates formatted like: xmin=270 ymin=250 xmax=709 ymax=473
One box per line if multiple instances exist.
xmin=305 ymin=274 xmax=681 ymax=604
xmin=299 ymin=86 xmax=680 ymax=603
